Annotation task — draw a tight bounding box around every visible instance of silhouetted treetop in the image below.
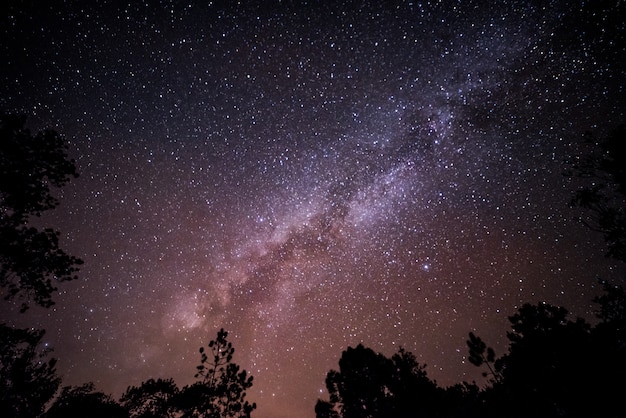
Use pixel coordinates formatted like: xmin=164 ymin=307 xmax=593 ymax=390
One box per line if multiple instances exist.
xmin=0 ymin=113 xmax=78 ymax=221
xmin=467 ymin=296 xmax=624 ymax=418
xmin=121 ymin=329 xmax=256 ymax=418
xmin=594 ymin=279 xmax=626 ymax=325
xmin=121 ymin=378 xmax=179 ymax=418
xmin=182 ymin=328 xmax=256 ymax=418
xmin=0 ymin=323 xmax=60 ymax=418
xmin=316 ymin=344 xmax=444 ymax=418
xmin=45 ymin=383 xmax=127 ymax=418
xmin=0 ymin=113 xmax=82 ymax=312
xmin=466 ymin=331 xmax=501 ymax=383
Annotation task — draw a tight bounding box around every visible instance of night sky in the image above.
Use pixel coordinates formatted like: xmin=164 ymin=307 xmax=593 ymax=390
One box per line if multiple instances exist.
xmin=2 ymin=1 xmax=625 ymax=417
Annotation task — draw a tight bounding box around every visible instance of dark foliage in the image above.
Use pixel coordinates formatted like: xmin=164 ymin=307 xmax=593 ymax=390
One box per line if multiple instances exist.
xmin=0 ymin=114 xmax=78 ymax=221
xmin=121 ymin=329 xmax=255 ymax=418
xmin=1 ymin=322 xmax=255 ymax=417
xmin=121 ymin=378 xmax=180 ymax=418
xmin=45 ymin=383 xmax=127 ymax=418
xmin=180 ymin=328 xmax=256 ymax=418
xmin=0 ymin=323 xmax=61 ymax=418
xmin=466 ymin=331 xmax=500 ymax=383
xmin=0 ymin=113 xmax=82 ymax=312
xmin=318 ymin=282 xmax=626 ymax=418
xmin=594 ymin=279 xmax=626 ymax=324
xmin=589 ymin=280 xmax=626 ymax=415
xmin=466 ymin=297 xmax=625 ymax=418
xmin=315 ymin=344 xmax=446 ymax=418
xmin=496 ymin=303 xmax=593 ymax=417
xmin=566 ymin=124 xmax=626 ymax=263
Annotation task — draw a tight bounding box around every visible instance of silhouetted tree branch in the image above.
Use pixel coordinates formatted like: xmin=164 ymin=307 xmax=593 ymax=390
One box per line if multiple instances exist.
xmin=466 ymin=332 xmax=501 ymax=383
xmin=566 ymin=124 xmax=626 ymax=263
xmin=0 ymin=323 xmax=60 ymax=418
xmin=45 ymin=382 xmax=126 ymax=418
xmin=121 ymin=378 xmax=180 ymax=418
xmin=0 ymin=113 xmax=82 ymax=312
xmin=180 ymin=328 xmax=256 ymax=418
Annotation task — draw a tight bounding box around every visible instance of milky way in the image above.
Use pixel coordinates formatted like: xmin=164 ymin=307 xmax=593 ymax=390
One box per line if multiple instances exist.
xmin=2 ymin=1 xmax=625 ymax=416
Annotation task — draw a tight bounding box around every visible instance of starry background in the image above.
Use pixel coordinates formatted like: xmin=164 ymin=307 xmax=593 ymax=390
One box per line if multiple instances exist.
xmin=2 ymin=1 xmax=625 ymax=417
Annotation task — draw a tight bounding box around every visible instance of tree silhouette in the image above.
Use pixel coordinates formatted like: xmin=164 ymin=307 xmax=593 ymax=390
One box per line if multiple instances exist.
xmin=562 ymin=123 xmax=626 ymax=416
xmin=316 ymin=344 xmax=396 ymax=418
xmin=461 ymin=125 xmax=626 ymax=415
xmin=566 ymin=124 xmax=626 ymax=263
xmin=177 ymin=328 xmax=256 ymax=418
xmin=588 ymin=280 xmax=626 ymax=417
xmin=0 ymin=113 xmax=82 ymax=312
xmin=594 ymin=279 xmax=626 ymax=324
xmin=121 ymin=378 xmax=180 ymax=418
xmin=502 ymin=304 xmax=594 ymax=417
xmin=466 ymin=331 xmax=501 ymax=384
xmin=45 ymin=382 xmax=127 ymax=418
xmin=465 ymin=300 xmax=626 ymax=418
xmin=121 ymin=329 xmax=256 ymax=418
xmin=0 ymin=323 xmax=61 ymax=418
xmin=316 ymin=344 xmax=443 ymax=418
xmin=441 ymin=382 xmax=482 ymax=418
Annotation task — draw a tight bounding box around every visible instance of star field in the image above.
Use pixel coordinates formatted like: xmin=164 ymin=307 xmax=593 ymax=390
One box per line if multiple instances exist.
xmin=2 ymin=1 xmax=625 ymax=417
